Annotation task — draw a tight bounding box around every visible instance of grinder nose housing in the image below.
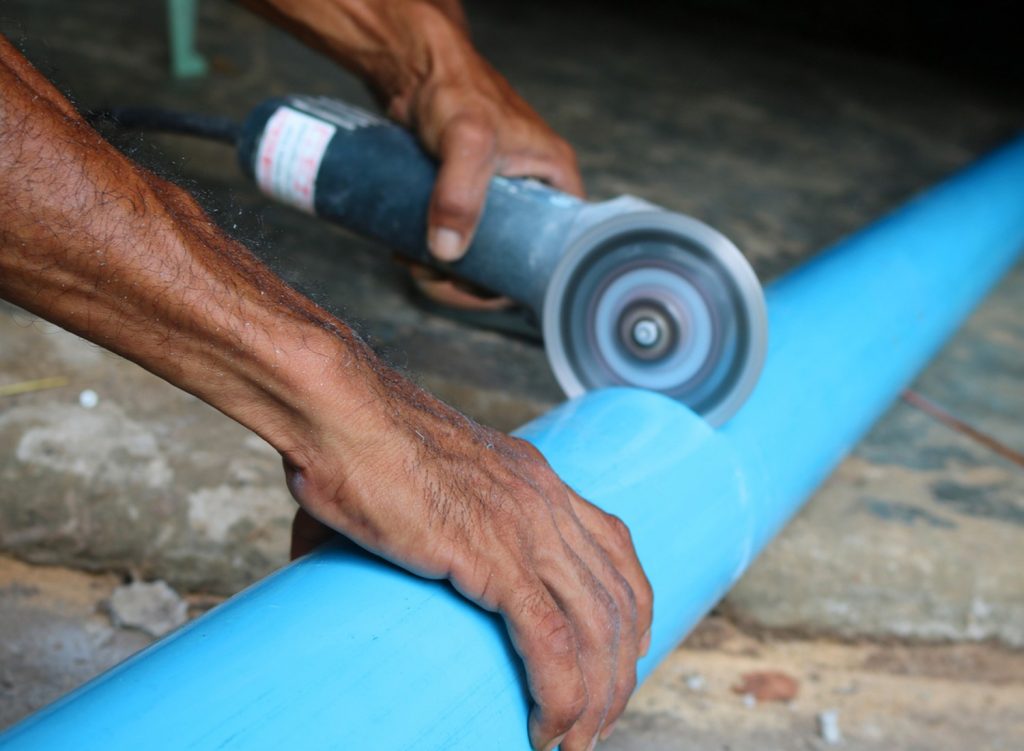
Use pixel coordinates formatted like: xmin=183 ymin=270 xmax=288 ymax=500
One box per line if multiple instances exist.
xmin=238 ymin=95 xmax=767 ymax=425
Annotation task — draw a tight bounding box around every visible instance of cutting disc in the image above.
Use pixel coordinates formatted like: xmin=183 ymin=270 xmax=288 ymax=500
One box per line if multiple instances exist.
xmin=542 ymin=211 xmax=767 ymax=426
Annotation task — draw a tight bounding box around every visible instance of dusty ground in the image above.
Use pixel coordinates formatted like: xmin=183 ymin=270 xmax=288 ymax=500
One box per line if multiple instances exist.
xmin=614 ymin=620 xmax=1024 ymax=751
xmin=3 ymin=554 xmax=1022 ymax=749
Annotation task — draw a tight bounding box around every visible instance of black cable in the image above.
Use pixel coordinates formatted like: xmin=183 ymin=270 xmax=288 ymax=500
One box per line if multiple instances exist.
xmin=89 ymin=106 xmax=241 ymax=145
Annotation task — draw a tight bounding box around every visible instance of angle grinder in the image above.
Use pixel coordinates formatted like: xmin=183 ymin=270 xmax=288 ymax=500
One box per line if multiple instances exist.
xmin=103 ymin=95 xmax=768 ymax=426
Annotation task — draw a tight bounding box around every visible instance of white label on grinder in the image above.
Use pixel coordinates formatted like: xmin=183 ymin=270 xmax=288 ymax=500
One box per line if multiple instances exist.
xmin=255 ymin=107 xmax=336 ymax=213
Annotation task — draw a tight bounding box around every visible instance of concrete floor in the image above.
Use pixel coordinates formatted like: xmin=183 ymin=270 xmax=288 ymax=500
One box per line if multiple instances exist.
xmin=1 ymin=0 xmax=1023 ymax=746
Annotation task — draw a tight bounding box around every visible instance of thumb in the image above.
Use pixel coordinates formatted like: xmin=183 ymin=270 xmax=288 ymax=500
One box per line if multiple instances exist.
xmin=427 ymin=115 xmax=497 ymax=262
xmin=290 ymin=507 xmax=336 ymax=560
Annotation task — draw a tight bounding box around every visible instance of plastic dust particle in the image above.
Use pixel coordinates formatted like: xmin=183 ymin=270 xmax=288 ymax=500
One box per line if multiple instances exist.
xmin=78 ymin=389 xmax=99 ymax=409
xmin=817 ymin=709 xmax=843 ymax=745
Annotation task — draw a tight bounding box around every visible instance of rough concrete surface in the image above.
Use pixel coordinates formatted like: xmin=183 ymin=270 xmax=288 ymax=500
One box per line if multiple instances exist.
xmin=726 ymin=263 xmax=1024 ymax=646
xmin=0 ymin=0 xmax=1022 ymax=746
xmin=0 ymin=315 xmax=295 ymax=593
xmin=0 ymin=556 xmax=154 ymax=728
xmin=607 ymin=617 xmax=1024 ymax=751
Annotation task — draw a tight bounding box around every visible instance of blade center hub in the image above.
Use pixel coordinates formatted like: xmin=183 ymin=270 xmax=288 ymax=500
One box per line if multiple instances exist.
xmin=618 ymin=302 xmax=677 ymax=360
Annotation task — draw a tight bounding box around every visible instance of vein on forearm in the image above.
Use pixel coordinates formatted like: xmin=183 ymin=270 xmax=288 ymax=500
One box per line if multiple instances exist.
xmin=0 ymin=37 xmax=375 ymax=455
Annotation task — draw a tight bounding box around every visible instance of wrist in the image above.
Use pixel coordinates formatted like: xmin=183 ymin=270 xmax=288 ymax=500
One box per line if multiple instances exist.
xmin=125 ymin=180 xmax=391 ymax=466
xmin=247 ymin=0 xmax=472 ymax=124
xmin=201 ymin=288 xmax=389 ymax=465
xmin=377 ymin=1 xmax=473 ymax=123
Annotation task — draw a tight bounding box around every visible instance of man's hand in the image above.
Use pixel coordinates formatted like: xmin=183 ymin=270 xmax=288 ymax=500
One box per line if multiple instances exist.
xmin=285 ymin=369 xmax=652 ymax=751
xmin=386 ymin=10 xmax=584 ymax=262
xmin=242 ymin=0 xmax=584 ymax=262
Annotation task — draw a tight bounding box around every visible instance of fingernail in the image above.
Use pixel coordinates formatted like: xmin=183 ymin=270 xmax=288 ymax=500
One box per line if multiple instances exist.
xmin=429 ymin=227 xmax=463 ymax=262
xmin=587 ymin=736 xmax=599 ymax=751
xmin=600 ymin=720 xmax=619 ymax=741
xmin=598 ymin=717 xmax=614 ymax=741
xmin=640 ymin=628 xmax=651 ymax=657
xmin=542 ymin=733 xmax=567 ymax=751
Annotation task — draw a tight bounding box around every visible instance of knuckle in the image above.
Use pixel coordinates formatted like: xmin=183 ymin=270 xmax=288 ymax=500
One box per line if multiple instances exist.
xmin=556 ymin=684 xmax=588 ymax=729
xmin=553 ymin=134 xmax=576 ymax=158
xmin=639 ymin=574 xmax=654 ymax=612
xmin=536 ymin=607 xmax=577 ymax=661
xmin=547 ymin=140 xmax=579 ymax=177
xmin=553 ymin=141 xmax=578 ymax=170
xmin=631 ymin=568 xmax=654 ymax=615
xmin=449 ymin=115 xmax=497 ymax=152
xmin=433 ymin=187 xmax=478 ymax=223
xmin=605 ymin=513 xmax=634 ymax=547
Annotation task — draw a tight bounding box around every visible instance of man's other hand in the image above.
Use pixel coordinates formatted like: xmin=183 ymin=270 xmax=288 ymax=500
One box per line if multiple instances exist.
xmin=244 ymin=0 xmax=583 ymax=264
xmin=284 ymin=371 xmax=651 ymax=751
xmin=375 ymin=3 xmax=584 ymax=263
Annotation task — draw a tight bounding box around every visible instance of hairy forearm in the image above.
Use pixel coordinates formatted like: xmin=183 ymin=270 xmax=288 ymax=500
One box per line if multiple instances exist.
xmin=0 ymin=37 xmax=383 ymax=461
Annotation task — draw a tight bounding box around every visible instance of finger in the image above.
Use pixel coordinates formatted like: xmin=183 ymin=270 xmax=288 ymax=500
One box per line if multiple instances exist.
xmin=414 ymin=274 xmax=515 ymax=310
xmin=566 ymin=497 xmax=651 ymax=740
xmin=547 ymin=575 xmax=618 ymax=751
xmin=598 ymin=591 xmax=637 ymax=741
xmin=405 ymin=260 xmax=515 ymax=310
xmin=427 ymin=115 xmax=497 ymax=262
xmin=392 ymin=255 xmax=445 ymax=280
xmin=586 ymin=560 xmax=637 ymax=740
xmin=497 ymin=578 xmax=588 ymax=751
xmin=572 ymin=496 xmax=654 ymax=656
xmin=532 ymin=528 xmax=620 ymax=750
xmin=289 ymin=507 xmax=336 ymax=560
xmin=548 ymin=501 xmax=638 ymax=747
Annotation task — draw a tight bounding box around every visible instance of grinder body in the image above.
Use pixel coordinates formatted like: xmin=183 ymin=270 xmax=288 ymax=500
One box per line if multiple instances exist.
xmin=238 ymin=96 xmax=766 ymax=425
xmin=238 ymin=96 xmax=584 ymax=313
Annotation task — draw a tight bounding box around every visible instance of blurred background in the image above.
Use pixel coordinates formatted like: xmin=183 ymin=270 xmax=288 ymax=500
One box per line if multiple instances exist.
xmin=1 ymin=1 xmax=1022 ymax=748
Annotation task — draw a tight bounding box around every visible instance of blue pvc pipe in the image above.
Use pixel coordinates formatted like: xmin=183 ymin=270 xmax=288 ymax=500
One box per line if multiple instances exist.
xmin=4 ymin=136 xmax=1024 ymax=750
